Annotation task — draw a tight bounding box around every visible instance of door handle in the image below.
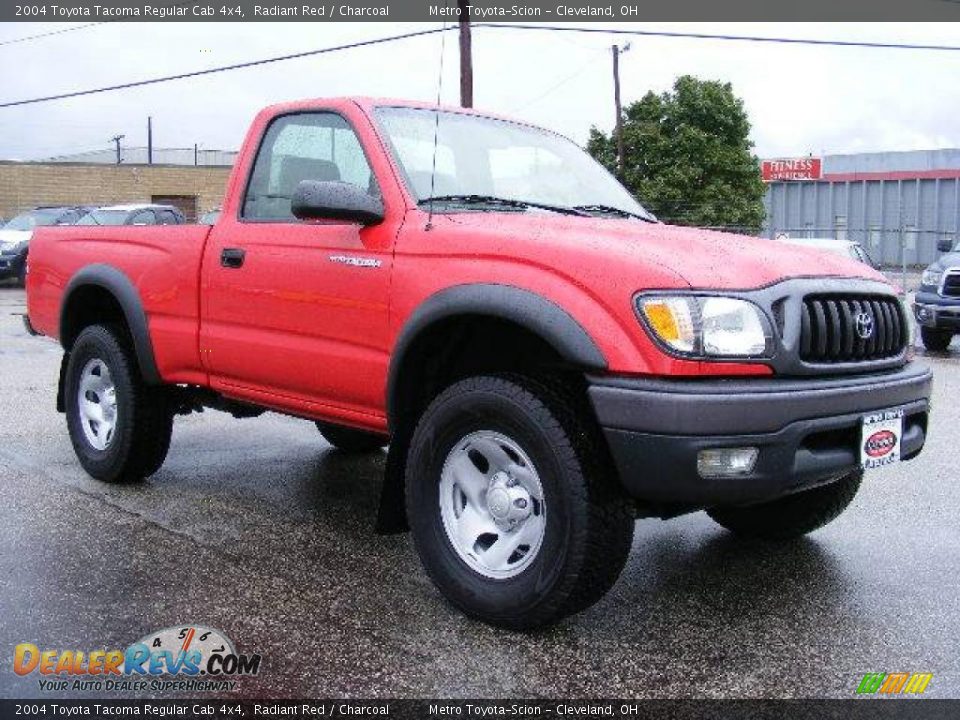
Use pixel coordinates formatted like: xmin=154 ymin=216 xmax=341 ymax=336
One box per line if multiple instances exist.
xmin=220 ymin=248 xmax=245 ymax=268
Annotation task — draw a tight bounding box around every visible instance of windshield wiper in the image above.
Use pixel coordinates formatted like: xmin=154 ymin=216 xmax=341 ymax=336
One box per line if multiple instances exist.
xmin=572 ymin=204 xmax=658 ymax=222
xmin=420 ymin=194 xmax=589 ymax=217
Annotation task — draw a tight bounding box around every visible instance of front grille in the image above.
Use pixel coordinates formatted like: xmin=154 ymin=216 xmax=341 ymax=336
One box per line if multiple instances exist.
xmin=942 ymin=272 xmax=960 ymax=298
xmin=800 ymin=295 xmax=906 ymax=363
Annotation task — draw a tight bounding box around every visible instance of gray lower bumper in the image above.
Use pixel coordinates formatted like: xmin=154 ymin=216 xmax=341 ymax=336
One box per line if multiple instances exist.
xmin=588 ymin=364 xmax=931 ymax=436
xmin=587 ymin=364 xmax=932 ymax=509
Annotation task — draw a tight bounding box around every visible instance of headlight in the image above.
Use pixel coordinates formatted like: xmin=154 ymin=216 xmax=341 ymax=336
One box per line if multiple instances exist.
xmin=637 ymin=295 xmax=773 ymax=358
xmin=921 ymin=267 xmax=943 ymax=288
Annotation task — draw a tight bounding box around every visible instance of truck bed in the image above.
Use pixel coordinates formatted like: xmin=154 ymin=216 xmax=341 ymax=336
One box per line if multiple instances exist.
xmin=26 ymin=224 xmax=213 ymax=385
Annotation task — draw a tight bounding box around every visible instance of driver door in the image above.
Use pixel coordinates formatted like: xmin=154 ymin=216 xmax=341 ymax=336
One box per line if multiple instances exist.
xmin=200 ymin=110 xmax=395 ymax=424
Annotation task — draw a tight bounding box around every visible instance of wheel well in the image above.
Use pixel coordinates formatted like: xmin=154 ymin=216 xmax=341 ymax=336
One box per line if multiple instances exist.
xmin=56 ymin=285 xmax=137 ymax=414
xmin=60 ymin=285 xmax=130 ymax=351
xmin=390 ymin=314 xmax=587 ymax=432
xmin=376 ymin=314 xmax=594 ymax=535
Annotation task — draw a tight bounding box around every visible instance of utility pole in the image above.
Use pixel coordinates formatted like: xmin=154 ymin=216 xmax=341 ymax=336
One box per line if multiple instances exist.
xmin=111 ymin=134 xmax=125 ymax=165
xmin=147 ymin=116 xmax=153 ymax=165
xmin=458 ymin=0 xmax=473 ymax=108
xmin=612 ymin=43 xmax=630 ymax=177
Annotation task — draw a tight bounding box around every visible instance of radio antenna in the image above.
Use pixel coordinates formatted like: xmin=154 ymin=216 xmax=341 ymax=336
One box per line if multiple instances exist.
xmin=426 ymin=13 xmax=450 ymax=231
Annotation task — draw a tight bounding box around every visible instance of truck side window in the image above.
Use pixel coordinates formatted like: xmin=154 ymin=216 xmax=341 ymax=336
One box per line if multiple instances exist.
xmin=243 ymin=112 xmax=375 ymax=221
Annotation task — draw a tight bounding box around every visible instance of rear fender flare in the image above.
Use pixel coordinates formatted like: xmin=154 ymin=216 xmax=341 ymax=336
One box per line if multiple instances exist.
xmin=59 ymin=264 xmax=160 ymax=385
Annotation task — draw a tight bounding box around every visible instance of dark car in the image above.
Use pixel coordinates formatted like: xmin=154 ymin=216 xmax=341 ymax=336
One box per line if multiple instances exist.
xmin=0 ymin=206 xmax=92 ymax=286
xmin=77 ymin=204 xmax=186 ymax=227
xmin=914 ymin=240 xmax=960 ymax=350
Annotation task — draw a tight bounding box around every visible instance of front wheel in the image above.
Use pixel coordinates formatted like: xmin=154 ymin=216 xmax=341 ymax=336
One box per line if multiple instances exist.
xmin=707 ymin=469 xmax=862 ymax=540
xmin=921 ymin=327 xmax=953 ymax=352
xmin=64 ymin=324 xmax=173 ymax=483
xmin=405 ymin=375 xmax=635 ymax=630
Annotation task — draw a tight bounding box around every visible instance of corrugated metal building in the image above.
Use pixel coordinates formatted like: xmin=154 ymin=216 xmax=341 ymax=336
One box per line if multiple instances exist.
xmin=763 ymin=149 xmax=960 ymax=266
xmin=40 ymin=146 xmax=239 ymax=167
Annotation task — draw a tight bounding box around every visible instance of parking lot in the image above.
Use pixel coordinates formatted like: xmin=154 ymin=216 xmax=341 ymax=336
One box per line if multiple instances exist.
xmin=0 ymin=282 xmax=957 ymax=700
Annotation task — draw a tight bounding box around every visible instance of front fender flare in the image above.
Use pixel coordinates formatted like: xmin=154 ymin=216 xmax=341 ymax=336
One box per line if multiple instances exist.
xmin=386 ymin=283 xmax=606 ymax=425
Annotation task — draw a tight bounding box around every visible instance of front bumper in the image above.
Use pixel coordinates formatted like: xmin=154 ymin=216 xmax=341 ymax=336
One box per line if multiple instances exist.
xmin=914 ymin=291 xmax=960 ymax=329
xmin=588 ymin=364 xmax=932 ymax=509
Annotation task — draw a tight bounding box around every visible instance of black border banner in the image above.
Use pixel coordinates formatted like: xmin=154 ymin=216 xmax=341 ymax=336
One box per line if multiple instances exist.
xmin=2 ymin=699 xmax=960 ymax=719
xmin=3 ymin=1 xmax=960 ymax=22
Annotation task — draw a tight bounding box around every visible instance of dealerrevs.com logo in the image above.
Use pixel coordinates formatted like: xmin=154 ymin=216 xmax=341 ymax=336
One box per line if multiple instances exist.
xmin=14 ymin=625 xmax=261 ymax=693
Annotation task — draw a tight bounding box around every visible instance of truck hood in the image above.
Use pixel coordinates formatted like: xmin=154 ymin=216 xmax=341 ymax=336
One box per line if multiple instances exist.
xmin=443 ymin=212 xmax=887 ymax=290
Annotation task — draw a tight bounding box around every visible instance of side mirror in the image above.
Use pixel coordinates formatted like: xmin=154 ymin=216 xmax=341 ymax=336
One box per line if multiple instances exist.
xmin=291 ymin=180 xmax=384 ymax=225
xmin=937 ymin=237 xmax=953 ymax=253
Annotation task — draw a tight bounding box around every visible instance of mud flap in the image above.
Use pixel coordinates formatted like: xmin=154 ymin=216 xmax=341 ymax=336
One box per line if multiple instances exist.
xmin=375 ymin=427 xmax=411 ymax=534
xmin=56 ymin=352 xmax=69 ymax=413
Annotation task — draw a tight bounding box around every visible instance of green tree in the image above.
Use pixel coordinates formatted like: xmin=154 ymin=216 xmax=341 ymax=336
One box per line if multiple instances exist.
xmin=587 ymin=75 xmax=767 ymax=231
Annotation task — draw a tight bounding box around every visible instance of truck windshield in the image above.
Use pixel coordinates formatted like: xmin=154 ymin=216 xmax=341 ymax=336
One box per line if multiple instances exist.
xmin=375 ymin=107 xmax=655 ymax=221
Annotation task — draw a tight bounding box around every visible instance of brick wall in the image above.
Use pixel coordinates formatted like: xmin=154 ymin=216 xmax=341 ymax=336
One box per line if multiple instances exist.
xmin=0 ymin=162 xmax=232 ymax=220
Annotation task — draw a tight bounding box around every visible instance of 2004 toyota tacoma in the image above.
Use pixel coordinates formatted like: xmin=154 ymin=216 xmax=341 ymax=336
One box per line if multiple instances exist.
xmin=25 ymin=98 xmax=932 ymax=629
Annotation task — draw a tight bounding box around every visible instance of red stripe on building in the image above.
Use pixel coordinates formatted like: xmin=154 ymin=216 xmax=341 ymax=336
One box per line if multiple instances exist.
xmin=822 ymin=169 xmax=960 ymax=182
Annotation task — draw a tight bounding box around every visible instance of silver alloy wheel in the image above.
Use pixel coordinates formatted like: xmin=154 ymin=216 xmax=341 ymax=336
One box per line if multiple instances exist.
xmin=439 ymin=430 xmax=547 ymax=579
xmin=77 ymin=357 xmax=118 ymax=451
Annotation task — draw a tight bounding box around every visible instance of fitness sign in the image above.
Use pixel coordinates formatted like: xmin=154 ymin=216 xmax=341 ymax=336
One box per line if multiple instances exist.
xmin=13 ymin=625 xmax=261 ymax=693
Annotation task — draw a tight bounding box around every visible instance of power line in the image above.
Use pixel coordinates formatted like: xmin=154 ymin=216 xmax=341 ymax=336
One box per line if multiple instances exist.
xmin=474 ymin=23 xmax=960 ymax=52
xmin=0 ymin=22 xmax=106 ymax=48
xmin=3 ymin=22 xmax=957 ymax=110
xmin=0 ymin=2 xmax=199 ymax=48
xmin=510 ymin=52 xmax=605 ymax=113
xmin=0 ymin=26 xmax=453 ymax=109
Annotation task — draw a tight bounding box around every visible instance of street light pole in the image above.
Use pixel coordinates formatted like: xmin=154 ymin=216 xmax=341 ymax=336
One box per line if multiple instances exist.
xmin=612 ymin=43 xmax=630 ymax=177
xmin=458 ymin=0 xmax=473 ymax=108
xmin=111 ymin=134 xmax=125 ymax=165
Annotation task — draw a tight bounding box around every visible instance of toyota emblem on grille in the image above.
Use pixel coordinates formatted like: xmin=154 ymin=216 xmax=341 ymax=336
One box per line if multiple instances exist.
xmin=855 ymin=311 xmax=875 ymax=340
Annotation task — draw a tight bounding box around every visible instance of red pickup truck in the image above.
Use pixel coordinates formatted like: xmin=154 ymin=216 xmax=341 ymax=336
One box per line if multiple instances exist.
xmin=26 ymin=98 xmax=931 ymax=629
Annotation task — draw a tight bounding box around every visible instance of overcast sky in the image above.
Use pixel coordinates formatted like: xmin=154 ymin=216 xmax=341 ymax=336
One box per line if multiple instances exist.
xmin=0 ymin=21 xmax=958 ymax=161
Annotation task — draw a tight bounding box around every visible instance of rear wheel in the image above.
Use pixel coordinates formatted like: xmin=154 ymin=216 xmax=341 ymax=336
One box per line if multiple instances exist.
xmin=921 ymin=327 xmax=952 ymax=352
xmin=315 ymin=421 xmax=386 ymax=453
xmin=64 ymin=324 xmax=173 ymax=483
xmin=707 ymin=469 xmax=862 ymax=540
xmin=405 ymin=375 xmax=635 ymax=630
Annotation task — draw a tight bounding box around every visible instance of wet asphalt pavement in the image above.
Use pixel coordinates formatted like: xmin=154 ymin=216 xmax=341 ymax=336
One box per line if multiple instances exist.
xmin=1 ymin=283 xmax=958 ymax=700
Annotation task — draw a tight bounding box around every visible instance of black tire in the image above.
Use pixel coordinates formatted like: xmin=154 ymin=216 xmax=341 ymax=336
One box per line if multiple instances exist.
xmin=315 ymin=421 xmax=387 ymax=453
xmin=64 ymin=324 xmax=173 ymax=483
xmin=921 ymin=327 xmax=952 ymax=352
xmin=405 ymin=375 xmax=635 ymax=630
xmin=707 ymin=469 xmax=863 ymax=540
xmin=15 ymin=262 xmax=26 ymax=288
